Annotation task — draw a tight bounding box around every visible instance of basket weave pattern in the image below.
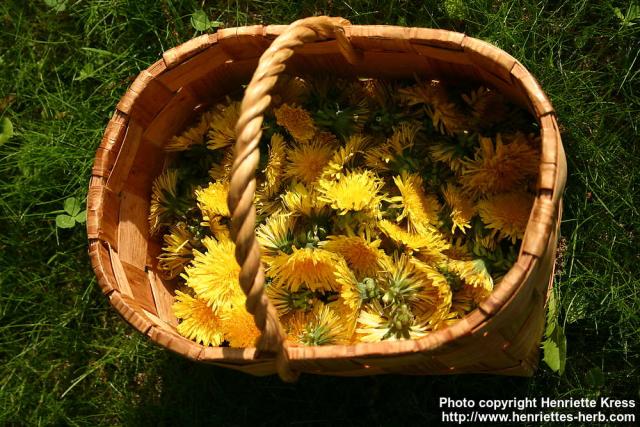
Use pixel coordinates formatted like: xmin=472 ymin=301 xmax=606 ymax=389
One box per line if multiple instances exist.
xmin=88 ymin=17 xmax=566 ymax=379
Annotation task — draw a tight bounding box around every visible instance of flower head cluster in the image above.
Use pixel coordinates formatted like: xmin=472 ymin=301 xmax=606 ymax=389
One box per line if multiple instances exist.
xmin=151 ymin=75 xmax=539 ymax=348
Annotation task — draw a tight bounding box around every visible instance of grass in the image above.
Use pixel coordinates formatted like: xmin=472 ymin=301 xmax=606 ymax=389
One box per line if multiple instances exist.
xmin=0 ymin=0 xmax=638 ymax=425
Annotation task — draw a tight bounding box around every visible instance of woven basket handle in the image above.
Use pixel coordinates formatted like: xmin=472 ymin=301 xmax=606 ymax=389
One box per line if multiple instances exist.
xmin=227 ymin=16 xmax=359 ymax=382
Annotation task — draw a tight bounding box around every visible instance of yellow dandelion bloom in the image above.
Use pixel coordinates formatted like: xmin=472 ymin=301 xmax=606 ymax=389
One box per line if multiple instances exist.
xmin=462 ymin=86 xmax=510 ymax=126
xmin=196 ymin=181 xmax=230 ymax=220
xmin=287 ymin=303 xmax=349 ymax=346
xmin=275 ymin=104 xmax=316 ymax=143
xmin=356 ymin=303 xmax=427 ymax=342
xmin=273 ymin=75 xmax=310 ymax=106
xmin=399 ymin=80 xmax=467 ymax=135
xmin=450 ymin=286 xmax=478 ymax=318
xmin=318 ymin=170 xmax=385 ymax=216
xmin=429 ymin=141 xmax=466 ymax=173
xmin=321 ymin=235 xmax=384 ymax=278
xmin=209 ymin=149 xmax=234 ymax=182
xmin=444 ymin=237 xmax=473 ymax=260
xmin=410 ymin=258 xmax=452 ymax=329
xmin=265 ymin=285 xmax=318 ymax=317
xmin=269 ymin=247 xmax=345 ymax=292
xmin=208 ymin=216 xmax=230 ymax=241
xmin=149 ymin=169 xmax=179 ymax=236
xmin=334 ymin=261 xmax=364 ymax=311
xmin=183 ymin=236 xmax=244 ymax=310
xmin=377 ymin=219 xmax=450 ymax=258
xmin=158 ymin=223 xmax=193 ymax=279
xmin=321 ymin=134 xmax=369 ymax=180
xmin=447 ymin=258 xmax=494 ymax=303
xmin=364 ymin=122 xmax=420 ymax=172
xmin=207 ymin=102 xmax=240 ymax=151
xmin=442 ymin=183 xmax=475 ymax=233
xmin=262 ymin=133 xmax=287 ymax=197
xmin=392 ymin=172 xmax=441 ymax=231
xmin=164 ymin=109 xmax=216 ymax=152
xmin=256 ymin=213 xmax=295 ymax=261
xmin=173 ymin=291 xmax=224 ymax=347
xmin=477 ymin=191 xmax=534 ymax=243
xmin=314 ymin=131 xmax=339 ymax=147
xmin=223 ymin=305 xmax=260 ymax=348
xmin=461 ymin=134 xmax=539 ymax=196
xmin=284 ymin=142 xmax=333 ymax=185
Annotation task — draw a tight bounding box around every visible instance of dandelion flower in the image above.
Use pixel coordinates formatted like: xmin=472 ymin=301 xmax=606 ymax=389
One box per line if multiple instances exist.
xmin=207 ymin=102 xmax=240 ymax=151
xmin=477 ymin=191 xmax=534 ymax=242
xmin=183 ymin=236 xmax=244 ymax=310
xmin=196 ymin=181 xmax=230 ymax=220
xmin=256 ymin=213 xmax=295 ymax=261
xmin=429 ymin=140 xmax=466 ymax=173
xmin=173 ymin=291 xmax=224 ymax=347
xmin=322 ymin=234 xmax=385 ymax=278
xmin=364 ymin=122 xmax=420 ymax=172
xmin=410 ymin=258 xmax=452 ymax=329
xmin=287 ymin=303 xmax=349 ymax=346
xmin=269 ymin=247 xmax=345 ymax=292
xmin=209 ymin=149 xmax=234 ymax=182
xmin=284 ymin=142 xmax=333 ymax=185
xmin=208 ymin=216 xmax=231 ymax=241
xmin=262 ymin=133 xmax=287 ymax=197
xmin=266 ymin=286 xmax=318 ymax=317
xmin=356 ymin=302 xmax=427 ymax=342
xmin=275 ymin=104 xmax=316 ymax=143
xmin=318 ymin=170 xmax=385 ymax=216
xmin=280 ymin=182 xmax=318 ymax=216
xmin=442 ymin=183 xmax=475 ymax=233
xmin=461 ymin=134 xmax=539 ymax=196
xmin=273 ymin=75 xmax=310 ymax=106
xmin=399 ymin=80 xmax=467 ymax=135
xmin=377 ymin=219 xmax=450 ymax=259
xmin=377 ymin=254 xmax=425 ymax=307
xmin=462 ymin=86 xmax=510 ymax=126
xmin=149 ymin=169 xmax=179 ymax=236
xmin=223 ymin=305 xmax=260 ymax=348
xmin=165 ymin=109 xmax=216 ymax=152
xmin=447 ymin=258 xmax=494 ymax=303
xmin=392 ymin=172 xmax=441 ymax=231
xmin=158 ymin=223 xmax=194 ymax=279
xmin=321 ymin=134 xmax=369 ymax=180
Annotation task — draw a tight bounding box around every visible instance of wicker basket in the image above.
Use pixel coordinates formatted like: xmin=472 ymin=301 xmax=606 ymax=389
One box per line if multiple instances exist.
xmin=88 ymin=16 xmax=567 ymax=381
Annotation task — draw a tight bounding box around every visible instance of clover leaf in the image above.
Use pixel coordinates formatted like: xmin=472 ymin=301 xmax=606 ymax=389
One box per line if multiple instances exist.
xmin=55 ymin=197 xmax=87 ymax=229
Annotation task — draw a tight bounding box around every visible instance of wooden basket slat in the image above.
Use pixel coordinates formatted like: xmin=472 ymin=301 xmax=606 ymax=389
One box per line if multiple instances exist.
xmin=411 ymin=43 xmax=473 ymax=65
xmin=117 ymin=191 xmax=149 ymax=268
xmin=157 ymin=46 xmax=232 ymax=92
xmin=217 ymin=26 xmax=271 ymax=60
xmin=147 ymin=270 xmax=178 ymax=326
xmin=511 ymin=63 xmax=555 ymax=117
xmin=143 ymin=87 xmax=201 ymax=146
xmin=106 ymin=122 xmax=143 ymax=194
xmin=163 ymin=34 xmax=218 ymax=69
xmin=88 ymin=241 xmax=119 ymax=295
xmin=110 ymin=291 xmax=154 ymax=334
xmin=88 ymin=23 xmax=566 ymax=378
xmin=461 ymin=37 xmax=517 ymax=85
xmin=122 ymin=138 xmax=165 ymax=199
xmin=120 ymin=260 xmax=157 ymax=315
xmin=187 ymin=58 xmax=257 ymax=102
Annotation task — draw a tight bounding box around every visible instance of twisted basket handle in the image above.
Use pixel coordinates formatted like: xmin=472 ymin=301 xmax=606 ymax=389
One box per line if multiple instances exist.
xmin=227 ymin=16 xmax=359 ymax=382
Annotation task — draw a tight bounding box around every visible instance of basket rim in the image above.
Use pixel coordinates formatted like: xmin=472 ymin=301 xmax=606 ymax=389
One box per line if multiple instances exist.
xmin=87 ymin=23 xmax=566 ymax=367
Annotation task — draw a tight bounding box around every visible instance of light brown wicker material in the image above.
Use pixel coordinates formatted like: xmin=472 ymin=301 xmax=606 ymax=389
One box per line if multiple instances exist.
xmin=88 ymin=16 xmax=567 ymax=381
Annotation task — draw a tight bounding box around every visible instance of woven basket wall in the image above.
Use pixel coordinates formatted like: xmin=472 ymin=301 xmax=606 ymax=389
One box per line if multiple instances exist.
xmin=87 ymin=18 xmax=567 ymax=379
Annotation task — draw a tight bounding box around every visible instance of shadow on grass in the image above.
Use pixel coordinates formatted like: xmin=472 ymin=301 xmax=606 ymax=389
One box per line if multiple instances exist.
xmin=129 ymin=352 xmax=533 ymax=426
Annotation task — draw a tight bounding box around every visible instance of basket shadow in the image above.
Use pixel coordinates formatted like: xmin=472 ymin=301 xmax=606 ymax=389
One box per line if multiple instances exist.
xmin=128 ymin=352 xmax=534 ymax=426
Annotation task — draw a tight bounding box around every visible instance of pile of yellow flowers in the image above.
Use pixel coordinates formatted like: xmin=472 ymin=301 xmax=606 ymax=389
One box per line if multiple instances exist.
xmin=148 ymin=76 xmax=540 ymax=348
